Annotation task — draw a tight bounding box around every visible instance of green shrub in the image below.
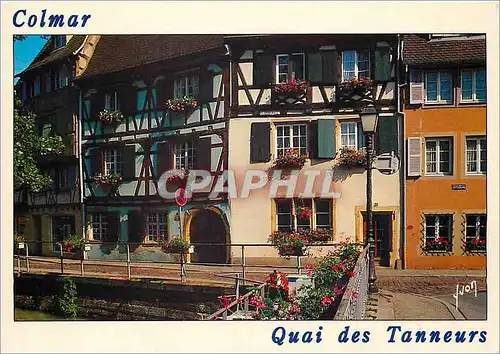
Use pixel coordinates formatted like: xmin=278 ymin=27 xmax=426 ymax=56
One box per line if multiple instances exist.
xmin=56 ymin=277 xmax=79 ymax=318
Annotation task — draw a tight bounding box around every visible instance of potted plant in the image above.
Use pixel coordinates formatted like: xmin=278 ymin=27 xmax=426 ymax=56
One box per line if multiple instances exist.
xmin=465 ymin=237 xmax=486 ymax=252
xmin=92 ymin=173 xmax=123 ymax=196
xmin=159 ymin=237 xmax=192 ymax=254
xmin=273 ymin=148 xmax=307 ymax=170
xmin=166 ymin=168 xmax=190 ymax=188
xmin=165 ymin=96 xmax=198 ymax=112
xmin=98 ymin=109 xmax=124 ymax=125
xmin=335 ymin=147 xmax=366 ymax=168
xmin=425 ymin=236 xmax=450 ymax=252
xmin=268 ymin=231 xmax=309 ymax=259
xmin=14 ymin=234 xmax=25 ymax=250
xmin=337 ymin=76 xmax=374 ymax=102
xmin=60 ymin=235 xmax=85 ymax=259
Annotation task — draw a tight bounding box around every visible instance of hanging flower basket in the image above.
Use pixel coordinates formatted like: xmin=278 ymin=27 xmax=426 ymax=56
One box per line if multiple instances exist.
xmin=98 ymin=110 xmax=123 ymax=125
xmin=337 ymin=76 xmax=374 ymax=100
xmin=165 ymin=96 xmax=198 ymax=112
xmin=269 ymin=231 xmax=309 ymax=259
xmin=425 ymin=237 xmax=450 ymax=252
xmin=91 ymin=173 xmax=123 ymax=186
xmin=296 ymin=206 xmax=312 ymax=220
xmin=465 ymin=238 xmax=486 ymax=252
xmin=335 ymin=147 xmax=366 ymax=168
xmin=273 ymin=148 xmax=307 ymax=169
xmin=158 ymin=237 xmax=191 ymax=254
xmin=166 ymin=169 xmax=190 ymax=187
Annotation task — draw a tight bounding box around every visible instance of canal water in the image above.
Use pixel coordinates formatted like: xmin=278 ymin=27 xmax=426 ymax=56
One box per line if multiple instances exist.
xmin=14 ymin=308 xmax=83 ymax=321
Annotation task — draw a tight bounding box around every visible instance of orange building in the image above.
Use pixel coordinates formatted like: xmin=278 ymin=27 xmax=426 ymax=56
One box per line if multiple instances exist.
xmin=403 ymin=34 xmax=486 ymax=269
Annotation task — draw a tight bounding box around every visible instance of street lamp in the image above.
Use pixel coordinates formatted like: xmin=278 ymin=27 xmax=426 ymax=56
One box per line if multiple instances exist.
xmin=360 ymin=106 xmax=379 ymax=293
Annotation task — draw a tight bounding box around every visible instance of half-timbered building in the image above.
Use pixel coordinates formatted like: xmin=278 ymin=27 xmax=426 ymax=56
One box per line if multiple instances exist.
xmin=226 ymin=35 xmax=403 ymax=267
xmin=77 ymin=35 xmax=230 ymax=262
xmin=15 ymin=35 xmax=99 ymax=256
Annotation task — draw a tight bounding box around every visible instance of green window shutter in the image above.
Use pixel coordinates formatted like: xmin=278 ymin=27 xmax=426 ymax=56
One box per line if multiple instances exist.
xmin=250 ymin=122 xmax=271 ymax=163
xmin=106 ymin=211 xmax=121 ymax=243
xmin=90 ymin=93 xmax=104 ymax=120
xmin=376 ymin=115 xmax=399 ymax=154
xmin=253 ymin=55 xmax=274 ymax=86
xmin=128 ymin=210 xmax=144 ymax=243
xmin=317 ymin=119 xmax=336 ymax=158
xmin=122 ymin=145 xmax=136 ymax=180
xmin=357 ymin=122 xmax=365 ymax=150
xmin=156 ymin=142 xmax=172 ymax=177
xmin=90 ymin=148 xmax=102 ymax=176
xmin=196 ymin=137 xmax=212 ymax=171
xmin=156 ymin=77 xmax=173 ymax=109
xmin=322 ymin=51 xmax=338 ymax=84
xmin=308 ymin=52 xmax=322 ymax=83
xmin=118 ymin=85 xmax=136 ymax=118
xmin=374 ymin=48 xmax=391 ymax=81
xmin=308 ymin=121 xmax=318 ymax=158
xmin=199 ymin=72 xmax=214 ymax=104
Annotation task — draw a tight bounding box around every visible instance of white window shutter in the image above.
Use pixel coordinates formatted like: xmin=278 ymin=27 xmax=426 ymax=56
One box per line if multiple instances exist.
xmin=409 ymin=69 xmax=424 ymax=104
xmin=407 ymin=137 xmax=422 ymax=177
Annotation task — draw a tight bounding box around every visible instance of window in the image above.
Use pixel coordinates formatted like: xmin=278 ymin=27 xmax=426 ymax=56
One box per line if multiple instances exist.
xmin=425 ymin=138 xmax=452 ymax=175
xmin=105 ymin=91 xmax=119 ymax=111
xmin=424 ymin=214 xmax=453 ymax=252
xmin=340 ymin=122 xmax=364 ymax=150
xmin=57 ymin=168 xmax=69 ymax=190
xmin=53 ymin=35 xmax=66 ymax=49
xmin=174 ymin=75 xmax=199 ymax=99
xmin=104 ymin=149 xmax=123 ymax=175
xmin=33 ymin=76 xmax=41 ymax=96
xmin=464 ymin=214 xmax=486 ymax=252
xmin=425 ymin=71 xmax=452 ymax=103
xmin=276 ymin=124 xmax=307 ymax=157
xmin=466 ymin=136 xmax=486 ymax=174
xmin=275 ymin=199 xmax=332 ymax=232
xmin=342 ymin=50 xmax=370 ymax=81
xmin=461 ymin=69 xmax=486 ymax=102
xmin=276 ymin=53 xmax=305 ymax=83
xmin=52 ymin=215 xmax=75 ymax=251
xmin=91 ymin=213 xmax=108 ymax=241
xmin=146 ymin=212 xmax=167 ymax=241
xmin=174 ymin=141 xmax=196 ymax=170
xmin=54 ymin=66 xmax=69 ymax=90
xmin=44 ymin=72 xmax=52 ymax=93
xmin=41 ymin=122 xmax=52 ymax=137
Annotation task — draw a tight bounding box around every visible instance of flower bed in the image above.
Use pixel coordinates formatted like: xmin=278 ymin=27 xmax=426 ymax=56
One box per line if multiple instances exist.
xmin=273 ymin=149 xmax=307 ymax=169
xmin=335 ymin=147 xmax=366 ymax=168
xmin=165 ymin=96 xmax=197 ymax=112
xmin=226 ymin=242 xmax=361 ymax=320
xmin=158 ymin=237 xmax=190 ymax=254
xmin=98 ymin=110 xmax=123 ymax=125
xmin=425 ymin=237 xmax=450 ymax=252
xmin=272 ymin=78 xmax=310 ymax=95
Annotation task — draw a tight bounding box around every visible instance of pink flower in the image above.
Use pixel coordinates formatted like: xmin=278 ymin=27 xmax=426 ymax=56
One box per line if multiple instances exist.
xmin=321 ymin=296 xmax=333 ymax=307
xmin=347 ymin=271 xmax=355 ymax=278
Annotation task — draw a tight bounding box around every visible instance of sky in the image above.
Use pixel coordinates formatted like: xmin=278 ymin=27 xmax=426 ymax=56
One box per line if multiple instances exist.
xmin=14 ymin=35 xmax=48 ymax=79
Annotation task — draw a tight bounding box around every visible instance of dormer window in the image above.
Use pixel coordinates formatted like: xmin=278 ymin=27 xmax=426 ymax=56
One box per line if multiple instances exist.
xmin=53 ymin=35 xmax=66 ymax=49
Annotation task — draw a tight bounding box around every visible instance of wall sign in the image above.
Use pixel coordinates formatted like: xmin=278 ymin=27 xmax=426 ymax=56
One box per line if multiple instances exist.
xmin=452 ymin=184 xmax=466 ymax=191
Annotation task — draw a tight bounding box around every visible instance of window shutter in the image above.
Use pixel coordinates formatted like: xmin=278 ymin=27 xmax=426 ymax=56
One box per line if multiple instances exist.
xmin=199 ymin=72 xmax=214 ymax=104
xmin=250 ymin=122 xmax=271 ymax=163
xmin=322 ymin=51 xmax=338 ymax=84
xmin=253 ymin=55 xmax=274 ymax=86
xmin=308 ymin=121 xmax=318 ymax=158
xmin=407 ymin=137 xmax=422 ymax=177
xmin=67 ymin=166 xmax=76 ymax=188
xmin=409 ymin=69 xmax=424 ymax=104
xmin=156 ymin=77 xmax=173 ymax=109
xmin=357 ymin=122 xmax=365 ymax=151
xmin=374 ymin=48 xmax=391 ymax=81
xmin=317 ymin=119 xmax=336 ymax=158
xmin=90 ymin=148 xmax=102 ymax=175
xmin=90 ymin=93 xmax=104 ymax=120
xmin=119 ymin=85 xmax=136 ymax=118
xmin=196 ymin=137 xmax=212 ymax=172
xmin=156 ymin=142 xmax=172 ymax=177
xmin=122 ymin=145 xmax=136 ymax=180
xmin=376 ymin=116 xmax=398 ymax=154
xmin=128 ymin=210 xmax=143 ymax=243
xmin=106 ymin=212 xmax=121 ymax=243
xmin=308 ymin=52 xmax=322 ymax=83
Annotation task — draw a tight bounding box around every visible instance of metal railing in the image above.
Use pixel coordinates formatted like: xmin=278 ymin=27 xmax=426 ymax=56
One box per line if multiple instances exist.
xmin=13 ymin=240 xmax=346 ymax=284
xmin=334 ymin=246 xmax=370 ymax=320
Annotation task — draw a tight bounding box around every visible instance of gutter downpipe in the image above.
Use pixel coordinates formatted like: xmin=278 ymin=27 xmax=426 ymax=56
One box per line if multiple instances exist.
xmin=77 ymin=85 xmax=86 ymax=254
xmin=397 ymin=34 xmax=406 ymax=269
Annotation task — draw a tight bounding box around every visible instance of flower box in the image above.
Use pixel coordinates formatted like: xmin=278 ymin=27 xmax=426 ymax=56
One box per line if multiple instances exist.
xmin=465 ymin=238 xmax=486 ymax=252
xmin=98 ymin=110 xmax=123 ymax=125
xmin=166 ymin=96 xmax=197 ymax=112
xmin=306 ymin=228 xmax=332 ymax=243
xmin=425 ymin=237 xmax=450 ymax=252
xmin=158 ymin=237 xmax=191 ymax=254
xmin=269 ymin=231 xmax=309 ymax=259
xmin=272 ymin=78 xmax=309 ymax=95
xmin=335 ymin=147 xmax=366 ymax=168
xmin=337 ymin=76 xmax=374 ymax=103
xmin=92 ymin=173 xmax=123 ymax=186
xmin=273 ymin=149 xmax=307 ymax=169
xmin=166 ymin=169 xmax=190 ymax=188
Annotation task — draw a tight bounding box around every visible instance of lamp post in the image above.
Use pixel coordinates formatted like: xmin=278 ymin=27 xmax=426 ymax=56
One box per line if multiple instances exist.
xmin=360 ymin=106 xmax=379 ymax=293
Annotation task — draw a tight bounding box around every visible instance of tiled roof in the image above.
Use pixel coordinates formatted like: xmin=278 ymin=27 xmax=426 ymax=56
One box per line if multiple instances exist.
xmin=18 ymin=35 xmax=86 ymax=76
xmin=79 ymin=35 xmax=225 ymax=79
xmin=403 ymin=34 xmax=486 ymax=65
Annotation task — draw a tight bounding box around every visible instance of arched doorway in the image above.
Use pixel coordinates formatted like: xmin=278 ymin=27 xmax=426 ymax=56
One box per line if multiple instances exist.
xmin=189 ymin=208 xmax=229 ymax=264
